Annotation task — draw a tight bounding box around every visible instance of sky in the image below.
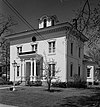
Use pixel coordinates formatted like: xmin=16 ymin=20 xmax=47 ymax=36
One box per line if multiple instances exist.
xmin=0 ymin=0 xmax=99 ymax=33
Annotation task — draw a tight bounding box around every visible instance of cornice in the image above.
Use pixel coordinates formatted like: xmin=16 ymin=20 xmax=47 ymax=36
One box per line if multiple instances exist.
xmin=5 ymin=22 xmax=71 ymax=40
xmin=5 ymin=21 xmax=88 ymax=42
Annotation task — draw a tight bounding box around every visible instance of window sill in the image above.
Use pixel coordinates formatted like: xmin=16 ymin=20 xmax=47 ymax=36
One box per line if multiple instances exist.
xmin=87 ymin=77 xmax=92 ymax=79
xmin=48 ymin=53 xmax=56 ymax=56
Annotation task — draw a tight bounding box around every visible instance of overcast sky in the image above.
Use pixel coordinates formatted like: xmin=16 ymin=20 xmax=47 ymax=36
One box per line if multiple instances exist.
xmin=0 ymin=0 xmax=99 ymax=33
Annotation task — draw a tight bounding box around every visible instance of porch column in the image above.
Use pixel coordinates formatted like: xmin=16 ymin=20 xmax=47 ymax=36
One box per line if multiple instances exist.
xmin=30 ymin=58 xmax=33 ymax=81
xmin=34 ymin=58 xmax=36 ymax=81
xmin=20 ymin=60 xmax=23 ymax=82
xmin=22 ymin=59 xmax=25 ymax=81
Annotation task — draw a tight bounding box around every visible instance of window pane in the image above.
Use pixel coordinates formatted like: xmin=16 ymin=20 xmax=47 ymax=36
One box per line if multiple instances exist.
xmin=71 ymin=43 xmax=73 ymax=55
xmin=78 ymin=66 xmax=80 ymax=76
xmin=52 ymin=64 xmax=55 ymax=76
xmin=44 ymin=19 xmax=47 ymax=28
xmin=70 ymin=63 xmax=73 ymax=77
xmin=17 ymin=66 xmax=19 ymax=76
xmin=17 ymin=47 xmax=19 ymax=55
xmin=20 ymin=47 xmax=22 ymax=53
xmin=49 ymin=64 xmax=51 ymax=76
xmin=79 ymin=47 xmax=81 ymax=58
xmin=87 ymin=68 xmax=90 ymax=77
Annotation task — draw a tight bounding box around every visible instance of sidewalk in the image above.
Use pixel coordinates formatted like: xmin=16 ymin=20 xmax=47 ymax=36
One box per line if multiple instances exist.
xmin=0 ymin=104 xmax=18 ymax=107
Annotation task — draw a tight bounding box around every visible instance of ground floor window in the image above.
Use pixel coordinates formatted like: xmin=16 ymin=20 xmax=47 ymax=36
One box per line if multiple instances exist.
xmin=78 ymin=65 xmax=80 ymax=76
xmin=48 ymin=64 xmax=55 ymax=76
xmin=87 ymin=66 xmax=91 ymax=77
xmin=70 ymin=63 xmax=73 ymax=77
xmin=17 ymin=66 xmax=20 ymax=76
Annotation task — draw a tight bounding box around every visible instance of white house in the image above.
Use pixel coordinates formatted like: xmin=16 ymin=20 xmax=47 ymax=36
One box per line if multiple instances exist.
xmin=6 ymin=15 xmax=88 ymax=85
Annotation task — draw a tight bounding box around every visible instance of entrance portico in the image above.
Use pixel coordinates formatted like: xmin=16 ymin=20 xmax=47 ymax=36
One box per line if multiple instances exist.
xmin=19 ymin=51 xmax=43 ymax=82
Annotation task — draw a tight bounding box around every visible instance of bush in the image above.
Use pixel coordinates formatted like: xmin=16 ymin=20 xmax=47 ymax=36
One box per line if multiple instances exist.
xmin=26 ymin=81 xmax=42 ymax=86
xmin=67 ymin=81 xmax=87 ymax=88
xmin=94 ymin=81 xmax=99 ymax=85
xmin=52 ymin=82 xmax=67 ymax=88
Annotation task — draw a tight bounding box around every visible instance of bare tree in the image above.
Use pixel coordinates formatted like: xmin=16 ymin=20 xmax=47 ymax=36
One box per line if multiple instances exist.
xmin=0 ymin=14 xmax=17 ymax=81
xmin=86 ymin=47 xmax=100 ymax=66
xmin=43 ymin=52 xmax=60 ymax=91
xmin=74 ymin=0 xmax=100 ymax=49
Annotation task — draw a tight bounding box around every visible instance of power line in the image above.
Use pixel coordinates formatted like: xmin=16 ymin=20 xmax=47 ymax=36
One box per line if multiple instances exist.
xmin=2 ymin=0 xmax=66 ymax=55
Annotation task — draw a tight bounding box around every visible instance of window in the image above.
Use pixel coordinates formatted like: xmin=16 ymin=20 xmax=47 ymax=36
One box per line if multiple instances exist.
xmin=87 ymin=67 xmax=91 ymax=77
xmin=17 ymin=66 xmax=20 ymax=76
xmin=71 ymin=43 xmax=73 ymax=55
xmin=70 ymin=63 xmax=73 ymax=77
xmin=78 ymin=65 xmax=80 ymax=76
xmin=48 ymin=41 xmax=55 ymax=53
xmin=32 ymin=44 xmax=37 ymax=52
xmin=44 ymin=19 xmax=47 ymax=28
xmin=48 ymin=64 xmax=55 ymax=76
xmin=79 ymin=47 xmax=81 ymax=58
xmin=17 ymin=47 xmax=22 ymax=55
xmin=52 ymin=19 xmax=54 ymax=26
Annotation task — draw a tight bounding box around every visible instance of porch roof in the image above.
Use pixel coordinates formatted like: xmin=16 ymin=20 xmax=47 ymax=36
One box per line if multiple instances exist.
xmin=19 ymin=51 xmax=42 ymax=60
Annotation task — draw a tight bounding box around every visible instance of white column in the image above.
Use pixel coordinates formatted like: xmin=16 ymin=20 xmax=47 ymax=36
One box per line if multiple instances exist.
xmin=20 ymin=60 xmax=23 ymax=82
xmin=30 ymin=58 xmax=33 ymax=81
xmin=22 ymin=59 xmax=25 ymax=81
xmin=34 ymin=59 xmax=36 ymax=81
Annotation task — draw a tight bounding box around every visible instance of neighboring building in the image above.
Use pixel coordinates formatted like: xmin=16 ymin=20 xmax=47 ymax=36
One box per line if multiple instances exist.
xmin=6 ymin=15 xmax=88 ymax=84
xmin=83 ymin=55 xmax=100 ymax=85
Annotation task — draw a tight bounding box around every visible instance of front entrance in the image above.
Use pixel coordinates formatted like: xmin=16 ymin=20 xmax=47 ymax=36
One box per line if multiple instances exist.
xmin=26 ymin=62 xmax=31 ymax=81
xmin=25 ymin=60 xmax=42 ymax=81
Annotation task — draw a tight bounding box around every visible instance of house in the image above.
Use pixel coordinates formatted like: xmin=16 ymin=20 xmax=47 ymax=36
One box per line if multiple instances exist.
xmin=5 ymin=15 xmax=88 ymax=85
xmin=83 ymin=55 xmax=100 ymax=85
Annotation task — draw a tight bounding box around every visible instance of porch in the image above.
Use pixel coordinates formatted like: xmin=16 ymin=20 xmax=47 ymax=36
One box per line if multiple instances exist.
xmin=18 ymin=51 xmax=43 ymax=84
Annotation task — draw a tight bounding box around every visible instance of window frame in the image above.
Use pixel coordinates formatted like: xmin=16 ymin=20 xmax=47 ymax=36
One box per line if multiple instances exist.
xmin=44 ymin=19 xmax=47 ymax=28
xmin=78 ymin=65 xmax=80 ymax=76
xmin=79 ymin=47 xmax=81 ymax=58
xmin=31 ymin=44 xmax=37 ymax=52
xmin=70 ymin=62 xmax=73 ymax=77
xmin=17 ymin=66 xmax=20 ymax=77
xmin=71 ymin=42 xmax=73 ymax=55
xmin=48 ymin=63 xmax=55 ymax=77
xmin=48 ymin=40 xmax=56 ymax=54
xmin=17 ymin=46 xmax=22 ymax=55
xmin=87 ymin=67 xmax=91 ymax=78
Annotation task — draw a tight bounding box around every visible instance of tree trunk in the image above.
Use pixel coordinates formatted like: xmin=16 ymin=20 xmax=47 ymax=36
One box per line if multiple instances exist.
xmin=47 ymin=78 xmax=51 ymax=91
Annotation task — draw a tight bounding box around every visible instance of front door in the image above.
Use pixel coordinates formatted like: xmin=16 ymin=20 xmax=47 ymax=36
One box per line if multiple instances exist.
xmin=26 ymin=62 xmax=31 ymax=81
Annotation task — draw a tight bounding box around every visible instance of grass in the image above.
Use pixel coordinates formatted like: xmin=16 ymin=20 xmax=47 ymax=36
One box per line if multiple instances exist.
xmin=0 ymin=86 xmax=100 ymax=107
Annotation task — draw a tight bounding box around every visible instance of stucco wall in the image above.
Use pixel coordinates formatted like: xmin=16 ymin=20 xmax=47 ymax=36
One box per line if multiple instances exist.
xmin=10 ymin=35 xmax=67 ymax=82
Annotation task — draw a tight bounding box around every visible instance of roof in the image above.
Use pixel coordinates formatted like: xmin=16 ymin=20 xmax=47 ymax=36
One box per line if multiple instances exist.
xmin=5 ymin=21 xmax=88 ymax=42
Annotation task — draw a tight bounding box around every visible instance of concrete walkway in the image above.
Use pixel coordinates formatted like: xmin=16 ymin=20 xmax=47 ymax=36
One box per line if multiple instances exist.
xmin=0 ymin=104 xmax=18 ymax=107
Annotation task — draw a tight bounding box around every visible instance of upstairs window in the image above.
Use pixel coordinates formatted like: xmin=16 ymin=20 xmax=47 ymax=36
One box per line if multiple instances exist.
xmin=51 ymin=19 xmax=54 ymax=26
xmin=32 ymin=44 xmax=37 ymax=52
xmin=17 ymin=47 xmax=22 ymax=55
xmin=48 ymin=64 xmax=55 ymax=76
xmin=48 ymin=41 xmax=55 ymax=53
xmin=44 ymin=19 xmax=47 ymax=28
xmin=71 ymin=43 xmax=73 ymax=55
xmin=79 ymin=47 xmax=81 ymax=58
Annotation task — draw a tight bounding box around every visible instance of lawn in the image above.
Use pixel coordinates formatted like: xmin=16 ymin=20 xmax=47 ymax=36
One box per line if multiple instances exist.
xmin=0 ymin=86 xmax=100 ymax=107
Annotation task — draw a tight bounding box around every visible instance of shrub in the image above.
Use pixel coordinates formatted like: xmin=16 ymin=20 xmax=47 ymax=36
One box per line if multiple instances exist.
xmin=52 ymin=82 xmax=67 ymax=88
xmin=26 ymin=81 xmax=42 ymax=86
xmin=94 ymin=81 xmax=99 ymax=85
xmin=67 ymin=81 xmax=87 ymax=88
